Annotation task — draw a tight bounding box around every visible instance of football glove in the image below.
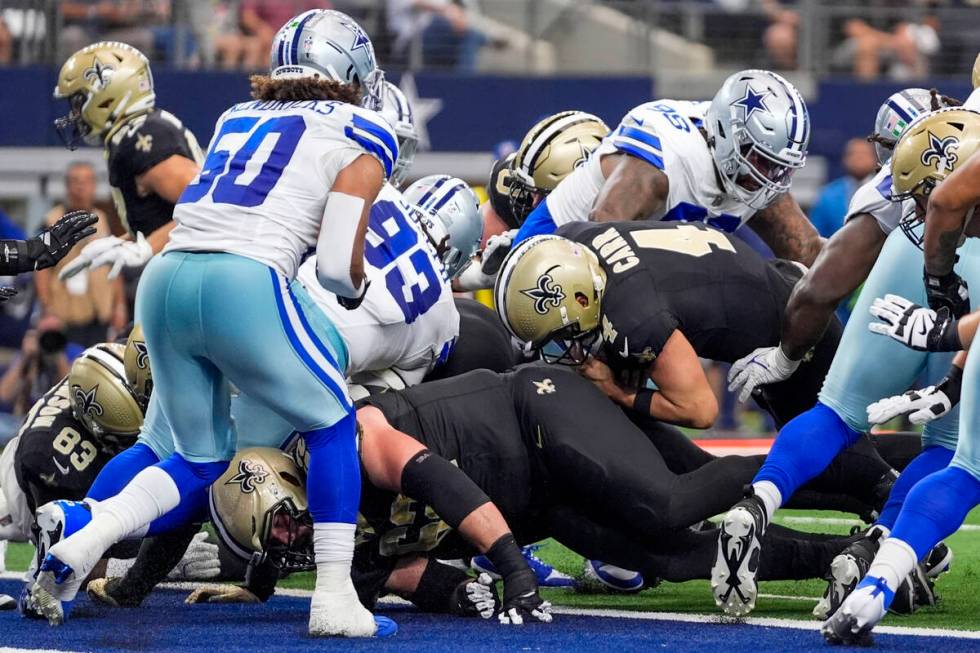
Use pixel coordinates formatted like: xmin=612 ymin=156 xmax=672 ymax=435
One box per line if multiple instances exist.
xmin=185 ymin=584 xmax=261 ymax=604
xmin=867 ymin=365 xmax=962 ymax=426
xmin=27 ymin=210 xmax=98 ymax=271
xmin=497 ymin=569 xmax=553 ymax=625
xmin=0 ymin=287 xmax=16 ymax=302
xmin=924 ymin=269 xmax=970 ymax=318
xmin=60 ymin=231 xmax=153 ymax=281
xmin=727 ymin=345 xmax=801 ymax=402
xmin=450 ymin=572 xmax=499 ymax=619
xmin=480 ymin=229 xmax=516 ymax=277
xmin=166 ymin=531 xmax=221 ymax=581
xmin=868 ymin=294 xmax=962 ymax=352
xmin=336 ymin=279 xmax=371 ymax=310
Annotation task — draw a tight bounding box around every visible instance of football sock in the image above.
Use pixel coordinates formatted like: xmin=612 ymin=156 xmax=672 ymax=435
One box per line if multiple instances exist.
xmin=752 ymin=480 xmax=782 ymax=521
xmin=313 ymin=522 xmax=357 ymax=595
xmin=865 ymin=537 xmax=918 ymax=595
xmin=876 ymin=445 xmax=954 ymax=531
xmin=753 ymin=402 xmax=861 ymax=507
xmin=86 ymin=443 xmax=159 ymax=501
xmin=889 ymin=465 xmax=980 ymax=560
xmin=303 ymin=411 xmax=360 ymax=523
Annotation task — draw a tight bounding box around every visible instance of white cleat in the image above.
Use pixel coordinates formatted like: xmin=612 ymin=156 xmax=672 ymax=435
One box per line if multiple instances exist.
xmin=712 ymin=495 xmax=766 ymax=617
xmin=822 ymin=576 xmax=892 ymax=646
xmin=309 ymin=583 xmax=397 ymax=638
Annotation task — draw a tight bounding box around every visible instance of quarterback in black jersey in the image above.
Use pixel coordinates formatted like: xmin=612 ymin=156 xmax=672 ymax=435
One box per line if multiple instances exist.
xmin=53 ymin=42 xmax=201 ymax=281
xmin=0 ymin=344 xmax=141 ymax=543
xmin=495 ymin=221 xmax=842 ymax=429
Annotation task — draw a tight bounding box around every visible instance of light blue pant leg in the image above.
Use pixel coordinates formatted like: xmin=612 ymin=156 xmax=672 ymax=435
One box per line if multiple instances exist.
xmin=135 ymin=393 xmax=176 ymax=461
xmin=951 ymin=332 xmax=980 ymax=480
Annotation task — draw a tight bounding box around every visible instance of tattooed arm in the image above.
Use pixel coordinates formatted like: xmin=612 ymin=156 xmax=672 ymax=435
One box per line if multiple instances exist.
xmin=923 ymin=154 xmax=980 ymax=276
xmin=592 ymin=153 xmax=670 ymax=222
xmin=750 ymin=192 xmax=823 ymax=266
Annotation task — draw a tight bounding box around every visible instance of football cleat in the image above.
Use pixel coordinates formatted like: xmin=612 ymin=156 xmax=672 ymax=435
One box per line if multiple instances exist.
xmin=0 ymin=593 xmax=14 ymax=610
xmin=822 ymin=575 xmax=893 ymax=646
xmin=471 ymin=544 xmax=575 ymax=588
xmin=580 ymin=560 xmax=644 ymax=593
xmin=813 ymin=527 xmax=883 ymax=620
xmin=712 ymin=493 xmax=767 ymax=617
xmin=923 ymin=541 xmax=953 ymax=579
xmin=309 ymin=578 xmax=397 ymax=638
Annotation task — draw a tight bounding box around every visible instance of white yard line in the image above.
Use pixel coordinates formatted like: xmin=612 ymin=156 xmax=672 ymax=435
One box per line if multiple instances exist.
xmin=775 ymin=515 xmax=980 ymax=532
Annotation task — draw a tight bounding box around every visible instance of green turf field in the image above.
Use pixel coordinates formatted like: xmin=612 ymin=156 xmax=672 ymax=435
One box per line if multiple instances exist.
xmin=7 ymin=508 xmax=979 ymax=631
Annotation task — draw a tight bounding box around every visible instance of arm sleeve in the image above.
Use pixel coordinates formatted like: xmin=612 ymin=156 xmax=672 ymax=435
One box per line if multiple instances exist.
xmin=107 ymin=525 xmax=200 ymax=606
xmin=243 ymin=557 xmax=280 ymax=602
xmin=315 ymin=190 xmax=367 ymax=297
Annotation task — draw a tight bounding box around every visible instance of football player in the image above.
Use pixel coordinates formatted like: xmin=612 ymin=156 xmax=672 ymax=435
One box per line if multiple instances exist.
xmin=720 ymin=91 xmax=975 ymax=619
xmin=31 ymin=10 xmax=399 ymax=638
xmin=494 ymin=223 xmax=850 ymax=431
xmin=0 ymin=211 xmax=98 ymax=300
xmin=492 ymin=70 xmax=819 ymax=277
xmin=54 ymin=42 xmax=202 ymax=281
xmin=823 ymin=108 xmax=980 ymax=645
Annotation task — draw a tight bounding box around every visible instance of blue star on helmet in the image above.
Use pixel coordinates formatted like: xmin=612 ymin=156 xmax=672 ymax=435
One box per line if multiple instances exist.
xmin=341 ymin=18 xmax=371 ymax=52
xmin=732 ymin=85 xmax=771 ymax=120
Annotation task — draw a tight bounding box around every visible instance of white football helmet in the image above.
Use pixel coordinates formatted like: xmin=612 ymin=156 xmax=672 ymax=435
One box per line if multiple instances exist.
xmin=404 ymin=175 xmax=483 ymax=280
xmin=704 ymin=70 xmax=809 ymax=210
xmin=269 ymin=9 xmax=384 ymax=110
xmin=378 ymin=82 xmax=419 ymax=187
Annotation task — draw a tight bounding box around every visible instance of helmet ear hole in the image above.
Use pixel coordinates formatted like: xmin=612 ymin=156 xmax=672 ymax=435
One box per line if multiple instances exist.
xmin=575 ymin=292 xmax=589 ymax=308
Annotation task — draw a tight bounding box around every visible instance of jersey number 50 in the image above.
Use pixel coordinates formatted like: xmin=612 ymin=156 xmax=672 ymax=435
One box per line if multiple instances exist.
xmin=180 ymin=115 xmax=306 ymax=207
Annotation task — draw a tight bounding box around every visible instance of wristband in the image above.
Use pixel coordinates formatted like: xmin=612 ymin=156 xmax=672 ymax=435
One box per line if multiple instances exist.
xmin=633 ymin=388 xmax=656 ymax=415
xmin=940 ymin=364 xmax=964 ymax=404
xmin=936 ymin=316 xmax=963 ymax=352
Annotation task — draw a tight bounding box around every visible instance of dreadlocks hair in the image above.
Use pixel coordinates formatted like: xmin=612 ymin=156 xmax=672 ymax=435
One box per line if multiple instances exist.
xmin=867 ymin=132 xmax=897 ymax=151
xmin=929 ymin=88 xmax=962 ymax=110
xmin=250 ymin=75 xmax=361 ymax=104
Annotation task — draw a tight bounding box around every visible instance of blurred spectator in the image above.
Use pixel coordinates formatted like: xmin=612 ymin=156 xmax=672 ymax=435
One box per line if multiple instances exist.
xmin=58 ymin=1 xmax=168 ymax=63
xmin=0 ymin=316 xmax=74 ymax=420
xmin=35 ymin=163 xmax=127 ymax=348
xmin=387 ymin=0 xmax=487 ymax=72
xmin=837 ymin=14 xmax=940 ymax=80
xmin=761 ymin=0 xmax=799 ymax=70
xmin=239 ymin=1 xmax=331 ymax=70
xmin=809 ymin=138 xmax=877 ymax=239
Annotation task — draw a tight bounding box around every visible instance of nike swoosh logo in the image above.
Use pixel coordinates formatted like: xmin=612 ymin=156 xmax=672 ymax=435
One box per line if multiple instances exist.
xmin=620 ymin=336 xmax=630 ymax=359
xmin=52 ymin=457 xmax=70 ymax=475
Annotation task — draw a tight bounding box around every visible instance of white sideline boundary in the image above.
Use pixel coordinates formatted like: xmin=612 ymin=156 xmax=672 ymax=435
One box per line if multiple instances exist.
xmin=774 ymin=515 xmax=980 ymax=532
xmin=4 ymin=572 xmax=980 ymax=641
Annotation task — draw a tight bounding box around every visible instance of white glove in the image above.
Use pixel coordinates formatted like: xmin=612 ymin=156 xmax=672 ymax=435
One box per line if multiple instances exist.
xmin=166 ymin=531 xmax=221 ymax=581
xmin=481 ymin=229 xmax=517 ymax=276
xmin=867 ymin=386 xmax=953 ymax=425
xmin=60 ymin=232 xmax=153 ymax=281
xmin=465 ymin=573 xmax=498 ymax=620
xmin=868 ymin=294 xmax=959 ymax=352
xmin=727 ymin=345 xmax=801 ymax=403
xmin=455 ymin=259 xmax=496 ymax=291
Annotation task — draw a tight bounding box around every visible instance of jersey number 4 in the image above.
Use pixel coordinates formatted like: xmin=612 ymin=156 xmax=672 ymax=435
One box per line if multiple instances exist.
xmin=181 ymin=116 xmax=306 ymax=207
xmin=632 ymin=224 xmax=736 ymax=257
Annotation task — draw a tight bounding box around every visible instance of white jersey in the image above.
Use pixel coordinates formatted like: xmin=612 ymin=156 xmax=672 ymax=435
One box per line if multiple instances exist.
xmin=544 ymin=100 xmax=756 ymax=233
xmin=844 ymin=165 xmax=912 ymax=235
xmin=296 ymin=183 xmax=459 ymax=386
xmin=166 ymin=99 xmax=398 ymax=278
xmin=966 ymin=88 xmax=980 ymax=111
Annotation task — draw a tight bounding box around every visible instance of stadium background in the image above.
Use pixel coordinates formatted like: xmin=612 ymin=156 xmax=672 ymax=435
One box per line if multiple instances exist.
xmin=1 ymin=2 xmax=980 ymax=648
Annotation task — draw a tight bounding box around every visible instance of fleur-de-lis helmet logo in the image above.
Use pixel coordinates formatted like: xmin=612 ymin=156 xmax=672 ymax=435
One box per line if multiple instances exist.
xmin=225 ymin=459 xmax=269 ymax=494
xmin=83 ymin=57 xmax=114 ymax=92
xmin=520 ymin=265 xmax=567 ymax=315
xmin=921 ymin=131 xmax=959 ymax=174
xmin=134 ymin=342 xmax=149 ymax=370
xmin=72 ymin=384 xmax=104 ymax=418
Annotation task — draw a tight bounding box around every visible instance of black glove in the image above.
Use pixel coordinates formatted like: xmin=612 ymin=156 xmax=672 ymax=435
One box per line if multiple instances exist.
xmin=25 ymin=210 xmax=98 ymax=271
xmin=449 ymin=573 xmax=499 ymax=619
xmin=0 ymin=287 xmax=16 ymax=302
xmin=498 ymin=568 xmax=553 ymax=625
xmin=924 ymin=269 xmax=970 ymax=318
xmin=336 ymin=279 xmax=370 ymax=311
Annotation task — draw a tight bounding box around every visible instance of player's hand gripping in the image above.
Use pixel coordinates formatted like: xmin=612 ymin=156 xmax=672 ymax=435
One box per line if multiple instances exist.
xmin=28 ymin=210 xmax=98 ymax=271
xmin=868 ymin=294 xmax=962 ymax=352
xmin=185 ymin=585 xmax=261 ymax=604
xmin=167 ymin=531 xmax=221 ymax=581
xmin=450 ymin=572 xmax=499 ymax=619
xmin=924 ymin=269 xmax=970 ymax=318
xmin=727 ymin=345 xmax=800 ymax=402
xmin=60 ymin=231 xmax=153 ymax=281
xmin=867 ymin=366 xmax=963 ymax=426
xmin=497 ymin=568 xmax=553 ymax=625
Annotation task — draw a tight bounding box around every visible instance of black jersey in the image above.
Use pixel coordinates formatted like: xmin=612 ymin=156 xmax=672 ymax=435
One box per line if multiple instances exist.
xmin=358 ymin=370 xmax=532 ymax=560
xmin=106 ymin=109 xmax=200 ymax=237
xmin=424 ymin=298 xmax=522 ymax=381
xmin=12 ymin=378 xmax=122 ymax=513
xmin=558 ymin=221 xmax=792 ymax=367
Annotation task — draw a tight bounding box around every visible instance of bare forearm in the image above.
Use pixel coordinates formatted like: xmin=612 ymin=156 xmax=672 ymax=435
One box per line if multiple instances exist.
xmin=956 ymin=311 xmax=980 ymax=349
xmin=591 ymin=154 xmax=666 ymax=222
xmin=752 ymin=194 xmax=822 ymax=266
xmin=924 ymin=206 xmax=966 ymax=276
xmin=458 ymin=503 xmax=512 ymax=554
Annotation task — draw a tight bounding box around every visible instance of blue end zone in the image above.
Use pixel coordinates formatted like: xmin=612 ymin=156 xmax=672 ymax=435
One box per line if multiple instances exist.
xmin=0 ymin=579 xmax=975 ymax=652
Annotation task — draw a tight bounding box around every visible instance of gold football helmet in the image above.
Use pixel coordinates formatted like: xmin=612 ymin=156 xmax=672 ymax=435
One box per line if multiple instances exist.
xmin=973 ymin=52 xmax=979 ymax=89
xmin=891 ymin=108 xmax=980 ymax=246
xmin=54 ymin=41 xmax=156 ymax=149
xmin=210 ymin=448 xmax=313 ymax=572
xmin=509 ymin=111 xmax=609 ymax=224
xmin=494 ymin=235 xmax=606 ymax=364
xmin=69 ymin=342 xmax=144 ymax=440
xmin=124 ymin=324 xmax=152 ymax=410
